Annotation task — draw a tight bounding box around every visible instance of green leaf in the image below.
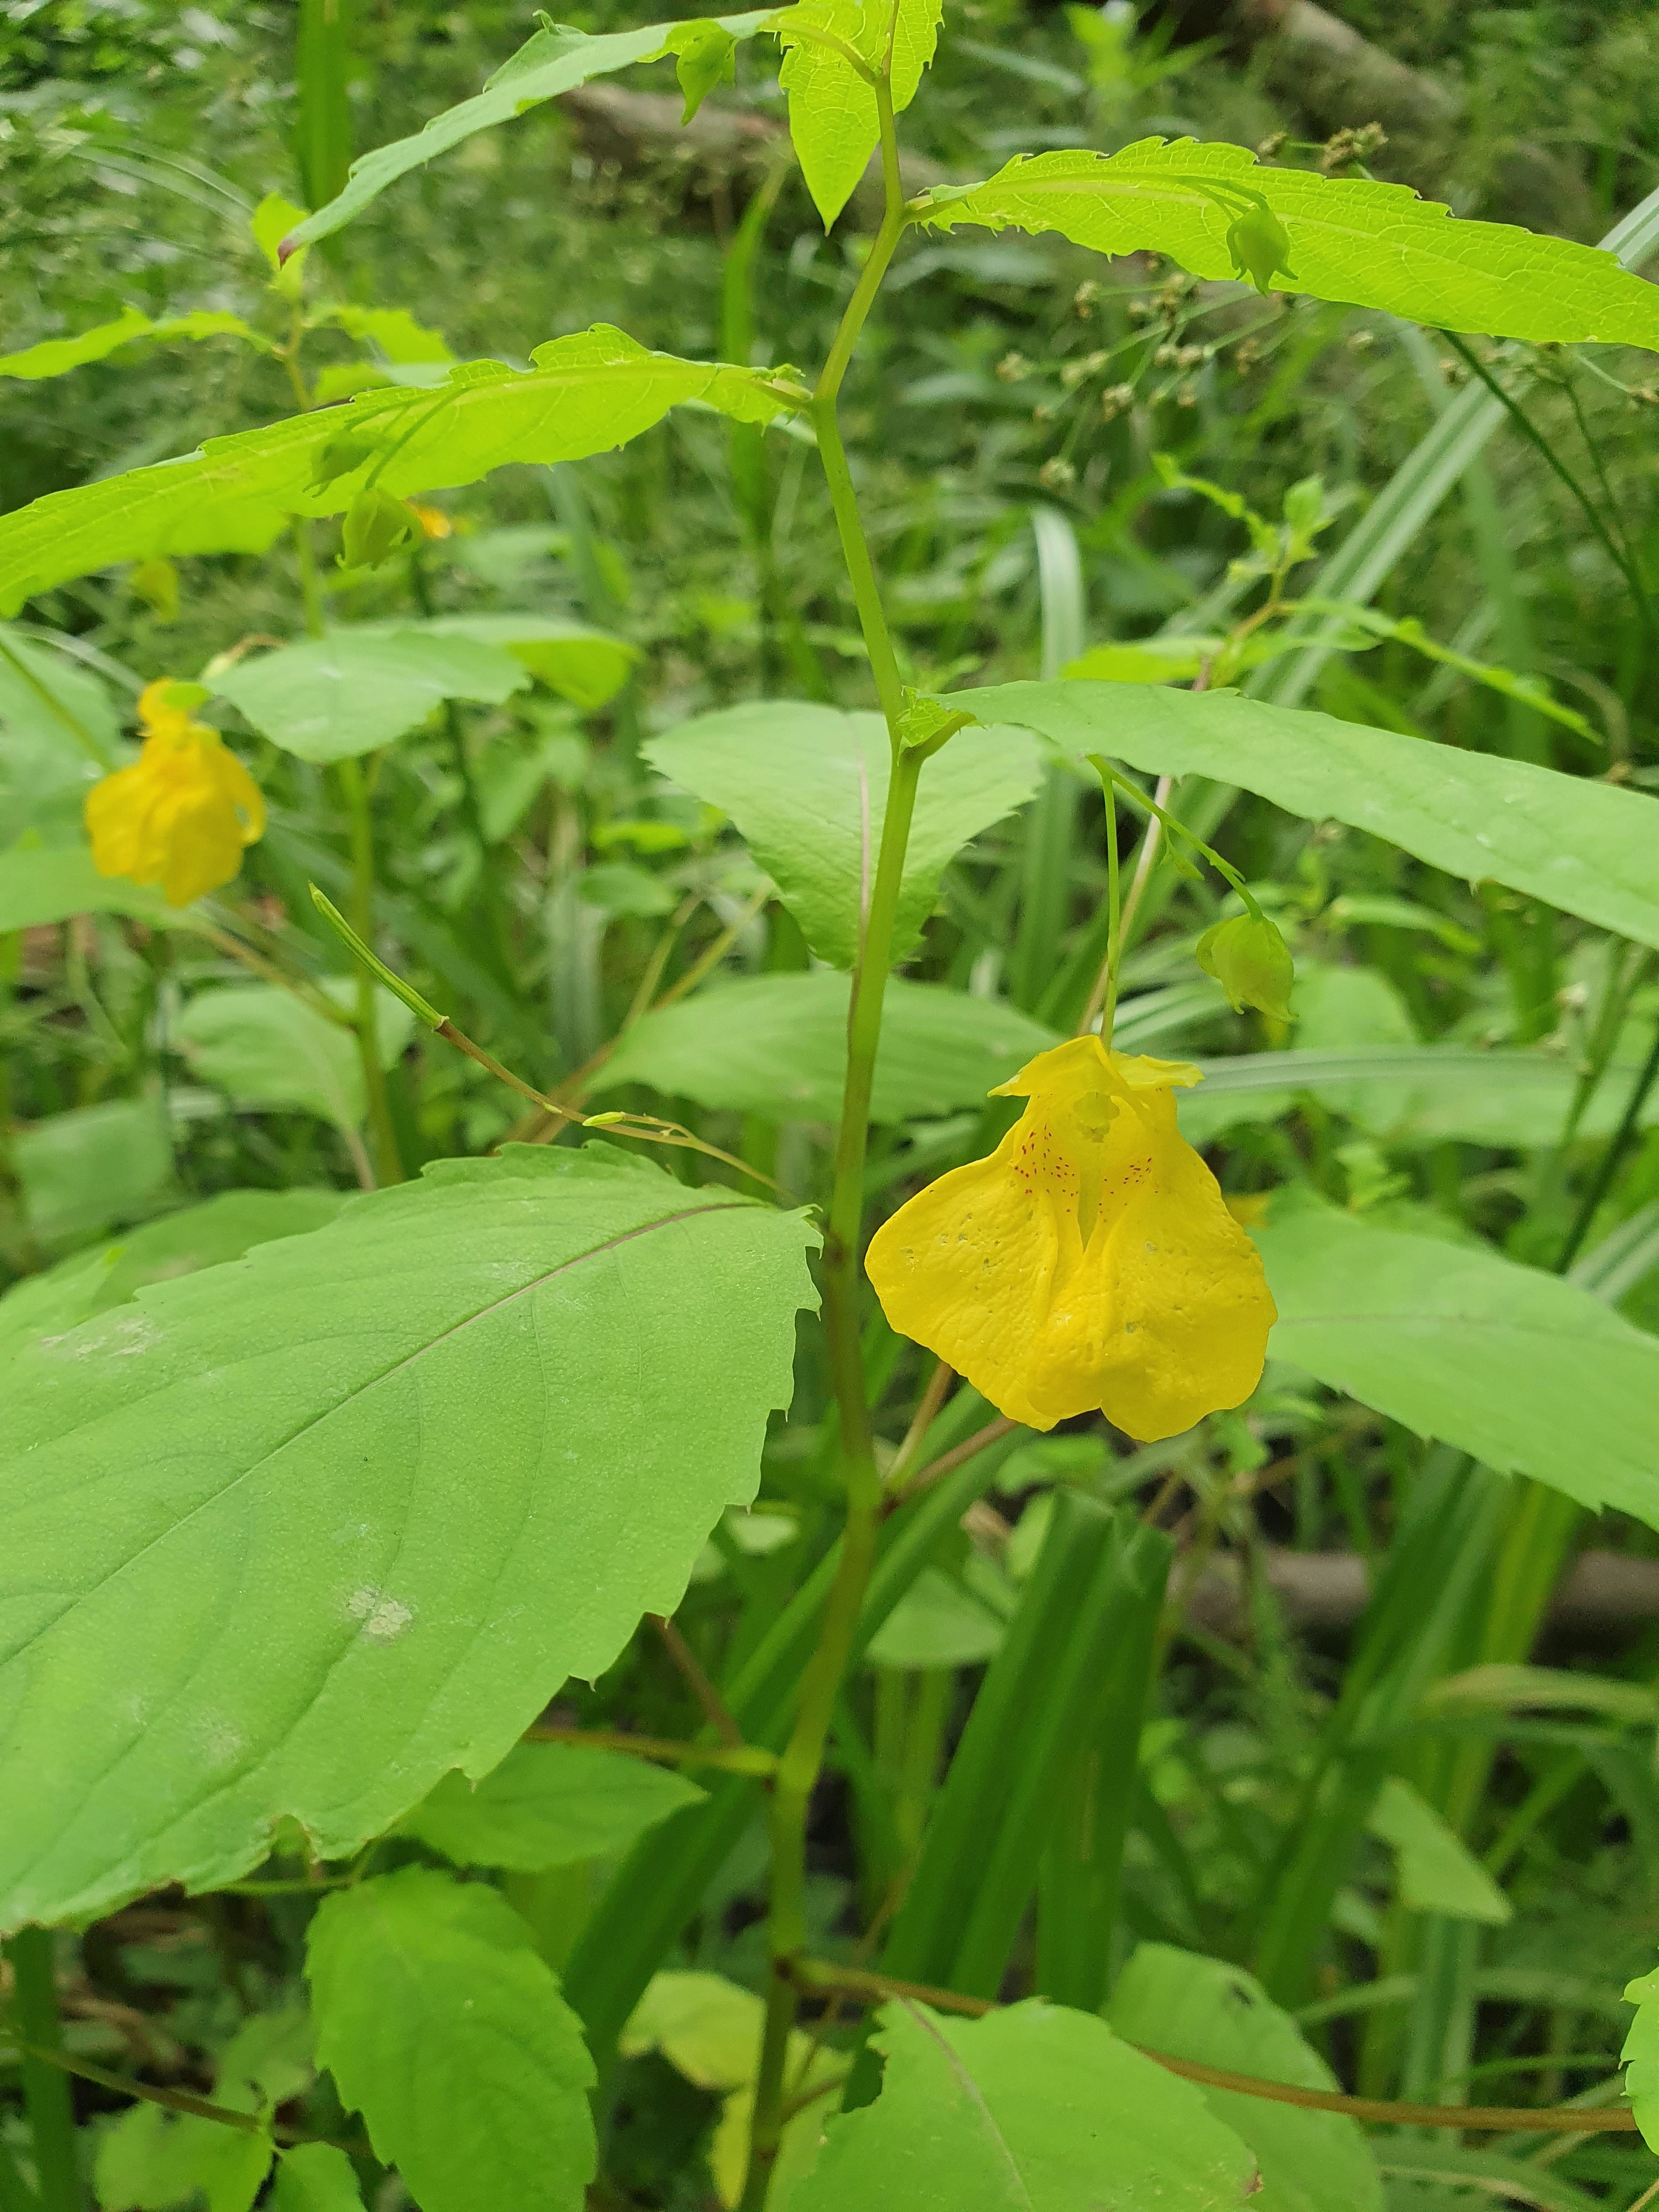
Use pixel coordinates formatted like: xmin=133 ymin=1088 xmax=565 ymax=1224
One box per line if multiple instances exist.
xmin=0 ymin=622 xmax=122 ymax=764
xmin=775 ymin=0 xmax=943 ymax=227
xmin=214 ymin=2004 xmax=317 ymax=2113
xmin=95 ymin=2104 xmax=272 ymax=2212
xmin=267 ymin=2144 xmax=366 ymax=2212
xmin=252 ymin=193 xmax=309 ymax=281
xmin=1623 ymin=1961 xmax=1659 ymax=2152
xmin=1365 ymin=1777 xmax=1513 ymax=1924
xmin=1179 ymin=1045 xmax=1659 ymax=1150
xmin=1254 ymin=1201 xmax=1659 ymax=1527
xmin=1108 ymin=1945 xmax=1383 ymax=2212
xmin=1307 ymin=600 xmax=1595 ymax=738
xmin=619 ymin=1971 xmax=844 ymax=2210
xmin=1375 ymin=2143 xmax=1602 ymax=2212
xmin=0 ymin=328 xmax=795 ymax=616
xmin=863 ymin=1566 xmax=1006 ymax=1669
xmin=622 ymin=1969 xmax=767 ymax=2090
xmin=1428 ymin=1661 xmax=1659 ymax=1727
xmin=0 ymin=1146 xmax=815 ymax=1927
xmin=308 ymin=1866 xmax=596 ymax=2212
xmin=0 ymin=1188 xmax=350 ymax=1365
xmin=0 ymin=309 xmax=260 ymax=382
xmin=666 ymin=19 xmax=737 ymax=122
xmin=0 ymin=842 xmax=178 ymax=932
xmin=400 ymin=1740 xmax=705 ymax=1870
xmin=15 ymin=1097 xmax=176 ymax=1251
xmin=644 ymin=702 xmax=1042 ymax=967
xmin=285 ymin=13 xmax=777 ymax=251
xmin=957 ymin=681 xmax=1659 ymax=951
xmin=791 ymin=1998 xmax=1260 ymax=2210
xmin=318 ymin=304 xmax=455 ymax=367
xmin=594 ymin=972 xmax=1056 ymax=1123
xmin=922 ymin=142 xmax=1659 ymax=346
xmin=212 ymin=632 xmax=529 ymax=763
xmin=174 ymin=982 xmax=415 ymax=1132
xmin=351 ymin=614 xmax=637 ymax=710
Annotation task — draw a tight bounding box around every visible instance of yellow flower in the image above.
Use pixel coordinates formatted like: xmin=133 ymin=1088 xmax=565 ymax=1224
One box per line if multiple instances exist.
xmin=865 ymin=1034 xmax=1277 ymax=1443
xmin=85 ymin=680 xmax=265 ymax=907
xmin=409 ymin=503 xmax=453 ymax=540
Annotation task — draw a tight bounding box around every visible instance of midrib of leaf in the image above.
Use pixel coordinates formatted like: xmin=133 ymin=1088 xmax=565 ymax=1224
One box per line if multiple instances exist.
xmin=900 ymin=2002 xmax=1033 ymax=2211
xmin=999 ymin=161 xmax=1512 ymax=282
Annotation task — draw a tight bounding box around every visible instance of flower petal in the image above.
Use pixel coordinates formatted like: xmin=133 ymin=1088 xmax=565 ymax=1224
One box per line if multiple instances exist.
xmin=865 ymin=1135 xmax=1064 ymax=1432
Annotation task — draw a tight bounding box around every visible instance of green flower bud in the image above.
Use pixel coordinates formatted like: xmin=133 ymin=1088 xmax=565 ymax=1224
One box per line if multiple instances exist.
xmin=1225 ymin=204 xmax=1295 ymax=296
xmin=1196 ymin=911 xmax=1294 ymax=1020
xmin=340 ymin=488 xmax=419 ymax=570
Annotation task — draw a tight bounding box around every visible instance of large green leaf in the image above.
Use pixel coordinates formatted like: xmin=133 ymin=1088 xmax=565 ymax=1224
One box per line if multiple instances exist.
xmin=0 ymin=328 xmax=794 ymax=616
xmin=789 ymin=1999 xmax=1260 ymax=2210
xmin=1622 ymin=1961 xmax=1659 ymax=2152
xmin=212 ymin=632 xmax=530 ymax=763
xmin=0 ymin=308 xmax=261 ymax=381
xmin=922 ymin=142 xmax=1659 ymax=347
xmin=1107 ymin=1945 xmax=1383 ymax=2212
xmin=775 ymin=0 xmax=943 ymax=227
xmin=958 ymin=681 xmax=1659 ymax=951
xmin=0 ymin=1187 xmax=349 ymax=1364
xmin=644 ymin=702 xmax=1042 ymax=967
xmin=173 ymin=982 xmax=416 ymax=1132
xmin=401 ymin=1740 xmax=704 ymax=1870
xmin=285 ymin=13 xmax=777 ymax=251
xmin=359 ymin=614 xmax=638 ymax=710
xmin=594 ymin=972 xmax=1056 ymax=1122
xmin=1180 ymin=1045 xmax=1659 ymax=1150
xmin=1255 ymin=1201 xmax=1659 ymax=1526
xmin=0 ymin=842 xmax=178 ymax=932
xmin=0 ymin=1145 xmax=815 ymax=1927
xmin=308 ymin=1867 xmax=595 ymax=2212
xmin=14 ymin=1097 xmax=176 ymax=1251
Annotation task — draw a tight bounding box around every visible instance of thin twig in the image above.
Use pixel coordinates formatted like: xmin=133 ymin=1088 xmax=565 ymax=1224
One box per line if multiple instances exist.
xmin=884 ymin=1361 xmax=954 ymax=1490
xmin=786 ymin=1963 xmax=1641 ymax=2132
xmin=525 ymin=1722 xmax=776 ymax=1780
xmin=882 ymin=1415 xmax=1017 ymax=1514
xmin=650 ymin=1613 xmax=744 ymax=1748
xmin=12 ymin=2042 xmax=359 ymax=2149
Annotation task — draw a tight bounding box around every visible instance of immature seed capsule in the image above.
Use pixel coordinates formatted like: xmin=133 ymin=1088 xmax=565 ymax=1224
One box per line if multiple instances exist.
xmin=1195 ymin=911 xmax=1295 ymax=1020
xmin=341 ymin=487 xmax=420 ymax=569
xmin=1226 ymin=204 xmax=1295 ymax=296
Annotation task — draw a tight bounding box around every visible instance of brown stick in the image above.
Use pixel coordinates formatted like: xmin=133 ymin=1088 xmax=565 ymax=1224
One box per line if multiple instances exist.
xmin=526 ymin=1722 xmax=776 ymax=1780
xmin=883 ymin=1415 xmax=1017 ymax=1513
xmin=650 ymin=1613 xmax=744 ymax=1748
xmin=788 ymin=1962 xmax=1640 ymax=2132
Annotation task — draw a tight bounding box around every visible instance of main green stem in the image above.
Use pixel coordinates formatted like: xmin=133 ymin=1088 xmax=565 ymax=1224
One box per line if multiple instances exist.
xmin=336 ymin=755 xmax=405 ymax=1184
xmin=740 ymin=78 xmax=916 ymax=2212
xmin=5 ymin=1928 xmax=83 ymax=2211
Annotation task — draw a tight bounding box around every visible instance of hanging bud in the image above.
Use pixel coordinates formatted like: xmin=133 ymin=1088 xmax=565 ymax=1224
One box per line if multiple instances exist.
xmin=1225 ymin=203 xmax=1295 ymax=296
xmin=1196 ymin=911 xmax=1294 ymax=1020
xmin=129 ymin=556 xmax=179 ymax=623
xmin=340 ymin=488 xmax=420 ymax=570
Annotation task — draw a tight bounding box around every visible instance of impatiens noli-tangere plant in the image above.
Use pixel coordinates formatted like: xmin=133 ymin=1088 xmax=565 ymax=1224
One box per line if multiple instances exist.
xmin=8 ymin=2 xmax=1659 ymax=2208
